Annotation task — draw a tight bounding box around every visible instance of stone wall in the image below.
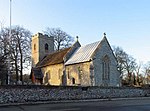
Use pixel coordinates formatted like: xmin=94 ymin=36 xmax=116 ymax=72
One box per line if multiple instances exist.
xmin=93 ymin=37 xmax=120 ymax=86
xmin=42 ymin=63 xmax=64 ymax=85
xmin=66 ymin=62 xmax=91 ymax=86
xmin=0 ymin=85 xmax=149 ymax=104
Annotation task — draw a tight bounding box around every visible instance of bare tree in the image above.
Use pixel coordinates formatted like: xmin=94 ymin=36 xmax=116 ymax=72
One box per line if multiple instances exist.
xmin=0 ymin=27 xmax=10 ymax=84
xmin=0 ymin=54 xmax=7 ymax=84
xmin=0 ymin=26 xmax=31 ymax=84
xmin=143 ymin=62 xmax=150 ymax=84
xmin=124 ymin=54 xmax=137 ymax=83
xmin=113 ymin=46 xmax=137 ymax=86
xmin=11 ymin=26 xmax=31 ymax=84
xmin=135 ymin=61 xmax=143 ymax=85
xmin=113 ymin=46 xmax=126 ymax=77
xmin=44 ymin=28 xmax=74 ymax=50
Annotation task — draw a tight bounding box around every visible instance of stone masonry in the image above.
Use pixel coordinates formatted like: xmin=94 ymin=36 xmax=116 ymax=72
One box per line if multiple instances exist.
xmin=0 ymin=86 xmax=149 ymax=104
xmin=93 ymin=37 xmax=120 ymax=86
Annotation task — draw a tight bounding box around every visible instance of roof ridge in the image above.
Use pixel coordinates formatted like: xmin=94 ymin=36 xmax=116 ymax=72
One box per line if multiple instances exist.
xmin=49 ymin=47 xmax=71 ymax=55
xmin=81 ymin=41 xmax=100 ymax=47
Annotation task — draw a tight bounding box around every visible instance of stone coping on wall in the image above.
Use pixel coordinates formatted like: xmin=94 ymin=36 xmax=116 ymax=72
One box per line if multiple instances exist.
xmin=0 ymin=85 xmax=148 ymax=89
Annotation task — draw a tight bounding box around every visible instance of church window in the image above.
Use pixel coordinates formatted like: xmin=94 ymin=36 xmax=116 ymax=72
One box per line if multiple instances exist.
xmin=45 ymin=43 xmax=48 ymax=51
xmin=78 ymin=66 xmax=82 ymax=79
xmin=72 ymin=78 xmax=75 ymax=84
xmin=44 ymin=72 xmax=49 ymax=84
xmin=34 ymin=44 xmax=36 ymax=51
xmin=67 ymin=68 xmax=70 ymax=79
xmin=102 ymin=55 xmax=110 ymax=80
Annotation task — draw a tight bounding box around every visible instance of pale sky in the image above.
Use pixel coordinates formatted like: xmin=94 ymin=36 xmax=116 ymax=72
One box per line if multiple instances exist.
xmin=0 ymin=0 xmax=150 ymax=63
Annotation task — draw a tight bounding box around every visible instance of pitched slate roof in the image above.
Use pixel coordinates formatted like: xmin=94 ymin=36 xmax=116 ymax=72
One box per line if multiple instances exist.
xmin=65 ymin=41 xmax=101 ymax=65
xmin=36 ymin=47 xmax=71 ymax=67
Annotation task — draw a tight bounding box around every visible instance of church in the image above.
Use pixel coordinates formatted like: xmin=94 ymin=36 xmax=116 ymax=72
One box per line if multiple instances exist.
xmin=30 ymin=33 xmax=120 ymax=86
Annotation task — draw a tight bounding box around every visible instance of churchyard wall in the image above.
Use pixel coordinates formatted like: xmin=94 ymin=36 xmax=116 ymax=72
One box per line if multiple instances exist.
xmin=0 ymin=85 xmax=149 ymax=104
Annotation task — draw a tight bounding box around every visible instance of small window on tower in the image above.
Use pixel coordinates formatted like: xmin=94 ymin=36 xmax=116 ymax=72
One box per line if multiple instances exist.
xmin=45 ymin=43 xmax=48 ymax=51
xmin=34 ymin=44 xmax=36 ymax=51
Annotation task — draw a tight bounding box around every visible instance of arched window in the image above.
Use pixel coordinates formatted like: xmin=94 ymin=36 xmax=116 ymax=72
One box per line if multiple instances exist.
xmin=72 ymin=78 xmax=75 ymax=84
xmin=67 ymin=68 xmax=70 ymax=79
xmin=34 ymin=44 xmax=36 ymax=51
xmin=44 ymin=71 xmax=51 ymax=85
xmin=45 ymin=43 xmax=48 ymax=51
xmin=78 ymin=66 xmax=82 ymax=79
xmin=102 ymin=55 xmax=110 ymax=80
xmin=44 ymin=72 xmax=49 ymax=84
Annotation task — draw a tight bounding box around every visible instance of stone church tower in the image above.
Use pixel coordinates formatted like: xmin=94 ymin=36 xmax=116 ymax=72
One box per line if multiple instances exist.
xmin=31 ymin=33 xmax=54 ymax=67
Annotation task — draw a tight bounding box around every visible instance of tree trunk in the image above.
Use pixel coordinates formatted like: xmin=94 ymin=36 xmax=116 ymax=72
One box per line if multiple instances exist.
xmin=18 ymin=39 xmax=23 ymax=84
xmin=20 ymin=53 xmax=23 ymax=84
xmin=15 ymin=56 xmax=19 ymax=84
